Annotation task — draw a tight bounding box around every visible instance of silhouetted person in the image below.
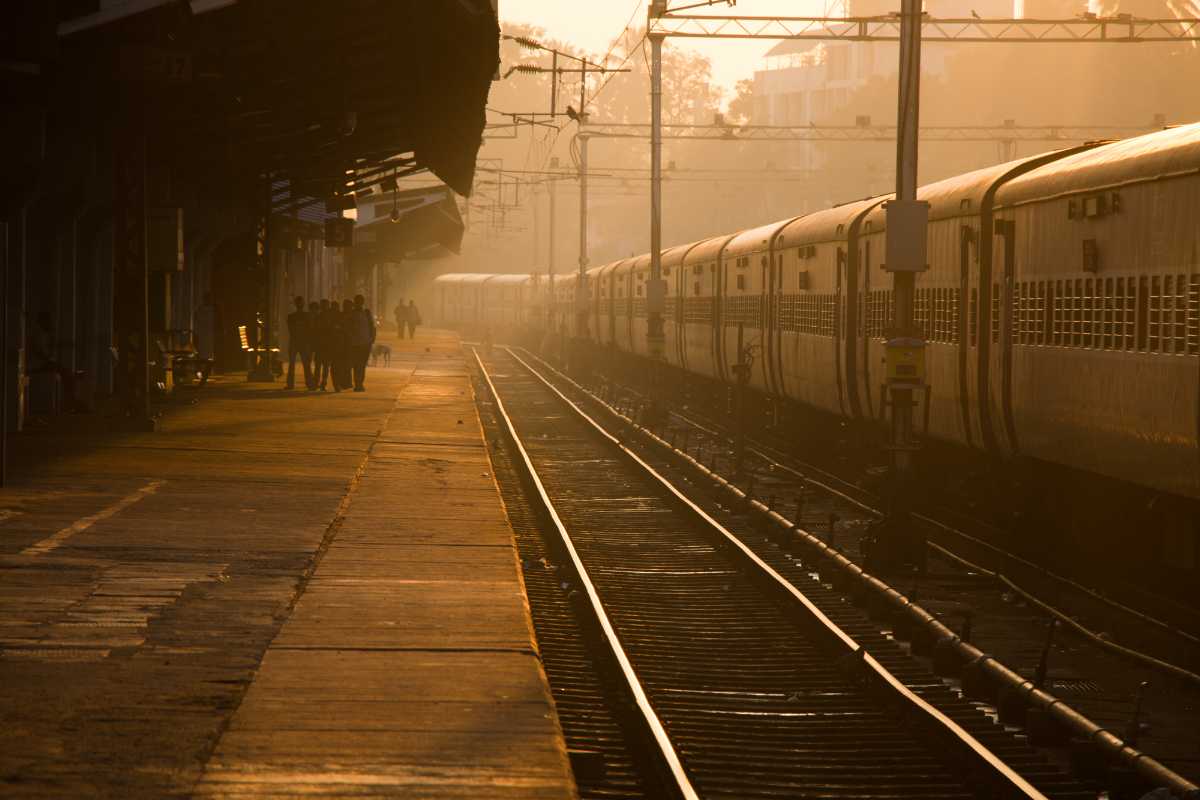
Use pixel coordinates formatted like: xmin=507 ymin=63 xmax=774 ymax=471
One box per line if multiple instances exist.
xmin=306 ymin=301 xmax=321 ymax=379
xmin=28 ymin=311 xmax=80 ymax=411
xmin=405 ymin=299 xmax=421 ymax=339
xmin=332 ymin=299 xmax=354 ymax=392
xmin=285 ymin=296 xmax=314 ymax=390
xmin=394 ymin=299 xmax=406 ymax=339
xmin=348 ymin=294 xmax=376 ymax=392
xmin=195 ymin=291 xmax=217 ymax=364
xmin=315 ymin=299 xmax=335 ymax=391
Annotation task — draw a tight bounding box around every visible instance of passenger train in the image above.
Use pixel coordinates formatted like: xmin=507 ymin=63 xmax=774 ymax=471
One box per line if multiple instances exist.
xmin=437 ymin=124 xmax=1200 ymax=516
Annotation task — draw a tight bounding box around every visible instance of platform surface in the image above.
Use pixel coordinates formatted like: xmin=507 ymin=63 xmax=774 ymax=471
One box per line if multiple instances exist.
xmin=0 ymin=329 xmax=576 ymax=799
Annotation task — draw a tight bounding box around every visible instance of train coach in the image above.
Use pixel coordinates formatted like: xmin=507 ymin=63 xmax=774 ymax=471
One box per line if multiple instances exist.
xmin=435 ymin=123 xmax=1200 ymax=515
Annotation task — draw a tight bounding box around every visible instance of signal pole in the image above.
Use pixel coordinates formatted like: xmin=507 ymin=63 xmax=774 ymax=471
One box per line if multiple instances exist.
xmin=548 ymin=156 xmax=558 ymax=337
xmin=647 ymin=24 xmax=666 ymax=362
xmin=576 ymin=133 xmax=590 ymax=342
xmin=880 ymin=0 xmax=930 ymax=566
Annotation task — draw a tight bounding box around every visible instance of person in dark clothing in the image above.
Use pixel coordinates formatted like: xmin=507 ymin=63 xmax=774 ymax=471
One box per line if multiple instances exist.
xmin=306 ymin=301 xmax=321 ymax=380
xmin=349 ymin=294 xmax=376 ymax=392
xmin=285 ymin=296 xmax=314 ymax=390
xmin=315 ymin=299 xmax=334 ymax=391
xmin=405 ymin=299 xmax=421 ymax=340
xmin=398 ymin=299 xmax=412 ymax=338
xmin=28 ymin=311 xmax=81 ymax=411
xmin=331 ymin=299 xmax=354 ymax=392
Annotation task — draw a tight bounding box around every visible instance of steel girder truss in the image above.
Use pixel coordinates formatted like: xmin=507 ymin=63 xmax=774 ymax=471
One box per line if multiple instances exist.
xmin=578 ymin=121 xmax=1159 ymax=143
xmin=649 ymin=13 xmax=1200 ymax=42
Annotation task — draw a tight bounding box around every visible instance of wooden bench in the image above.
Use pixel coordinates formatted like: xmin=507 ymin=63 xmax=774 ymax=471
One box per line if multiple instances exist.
xmin=155 ymin=330 xmax=215 ymax=388
xmin=238 ymin=324 xmax=281 ymax=377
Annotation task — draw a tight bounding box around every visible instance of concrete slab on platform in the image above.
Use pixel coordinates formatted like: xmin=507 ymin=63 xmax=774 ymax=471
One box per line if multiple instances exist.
xmin=0 ymin=329 xmax=575 ymax=799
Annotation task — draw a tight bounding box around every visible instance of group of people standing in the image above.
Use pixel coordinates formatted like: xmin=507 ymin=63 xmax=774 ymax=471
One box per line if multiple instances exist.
xmin=393 ymin=299 xmax=422 ymax=339
xmin=286 ymin=294 xmax=376 ymax=393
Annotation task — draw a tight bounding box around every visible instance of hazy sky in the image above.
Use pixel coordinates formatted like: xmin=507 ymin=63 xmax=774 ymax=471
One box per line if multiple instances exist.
xmin=499 ymin=0 xmax=825 ymax=96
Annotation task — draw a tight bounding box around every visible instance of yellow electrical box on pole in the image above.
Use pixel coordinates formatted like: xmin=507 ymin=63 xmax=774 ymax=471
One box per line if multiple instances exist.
xmin=884 ymin=337 xmax=926 ymax=385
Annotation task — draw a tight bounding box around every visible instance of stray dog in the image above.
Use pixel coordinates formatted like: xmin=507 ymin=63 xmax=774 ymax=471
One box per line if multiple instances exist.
xmin=371 ymin=343 xmax=392 ymax=367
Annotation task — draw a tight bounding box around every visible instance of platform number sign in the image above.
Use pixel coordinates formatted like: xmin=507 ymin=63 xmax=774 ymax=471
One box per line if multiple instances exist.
xmin=325 ymin=218 xmax=355 ymax=248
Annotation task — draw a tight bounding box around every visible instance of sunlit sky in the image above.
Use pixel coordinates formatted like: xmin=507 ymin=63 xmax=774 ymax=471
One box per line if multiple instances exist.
xmin=499 ymin=0 xmax=825 ymax=97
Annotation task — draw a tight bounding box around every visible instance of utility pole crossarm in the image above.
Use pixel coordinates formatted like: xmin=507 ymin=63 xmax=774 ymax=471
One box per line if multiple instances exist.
xmin=649 ymin=13 xmax=1200 ymax=41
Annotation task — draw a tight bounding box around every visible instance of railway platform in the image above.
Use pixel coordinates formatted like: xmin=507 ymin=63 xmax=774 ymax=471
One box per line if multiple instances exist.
xmin=0 ymin=330 xmax=576 ymax=798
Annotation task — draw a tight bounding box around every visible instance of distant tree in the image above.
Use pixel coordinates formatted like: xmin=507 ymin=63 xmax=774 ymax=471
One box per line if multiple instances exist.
xmin=727 ymin=78 xmax=755 ymax=124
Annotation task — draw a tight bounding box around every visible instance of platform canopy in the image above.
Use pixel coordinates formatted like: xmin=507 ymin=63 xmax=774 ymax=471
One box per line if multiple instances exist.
xmin=23 ymin=0 xmax=498 ymax=206
xmin=355 ymin=185 xmax=467 ymax=259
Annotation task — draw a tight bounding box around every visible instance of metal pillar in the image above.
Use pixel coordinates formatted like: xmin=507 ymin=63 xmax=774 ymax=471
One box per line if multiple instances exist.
xmin=576 ymin=134 xmax=590 ymax=341
xmin=113 ymin=114 xmax=155 ymax=428
xmin=548 ymin=163 xmax=557 ymax=335
xmin=1 ymin=220 xmax=8 ymax=487
xmin=647 ymin=29 xmax=666 ymax=360
xmin=876 ymin=0 xmax=929 ymax=567
xmin=249 ymin=181 xmax=275 ymax=381
xmin=890 ymin=0 xmax=924 ymax=472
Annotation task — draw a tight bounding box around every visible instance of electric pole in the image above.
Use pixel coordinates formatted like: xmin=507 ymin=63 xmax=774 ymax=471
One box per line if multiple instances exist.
xmin=880 ymin=0 xmax=930 ymax=566
xmin=576 ymin=133 xmax=590 ymax=348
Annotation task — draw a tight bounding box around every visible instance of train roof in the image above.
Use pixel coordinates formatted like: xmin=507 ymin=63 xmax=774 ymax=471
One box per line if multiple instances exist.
xmin=433 ymin=272 xmax=497 ymax=285
xmin=725 ymin=218 xmax=799 ymax=256
xmin=683 ymin=233 xmax=737 ymax=264
xmin=663 ymin=241 xmax=702 ymax=267
xmin=780 ymin=196 xmax=884 ymax=243
xmin=484 ymin=273 xmax=530 ymax=285
xmin=996 ymin=122 xmax=1200 ymax=207
xmin=862 ymin=144 xmax=1098 ymax=229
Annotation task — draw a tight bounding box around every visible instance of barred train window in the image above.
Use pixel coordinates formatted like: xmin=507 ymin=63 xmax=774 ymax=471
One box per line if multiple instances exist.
xmin=1149 ymin=275 xmax=1162 ymax=352
xmin=991 ymin=285 xmax=1000 ymax=344
xmin=969 ymin=289 xmax=978 ymax=347
xmin=1189 ymin=275 xmax=1200 ymax=355
xmin=1172 ymin=274 xmax=1188 ymax=354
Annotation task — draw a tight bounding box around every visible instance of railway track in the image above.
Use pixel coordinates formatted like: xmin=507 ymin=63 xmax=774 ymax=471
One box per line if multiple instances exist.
xmin=514 ymin=347 xmax=1200 ymax=783
xmin=504 ymin=346 xmax=1200 ymax=791
xmin=475 ymin=346 xmax=1098 ymax=800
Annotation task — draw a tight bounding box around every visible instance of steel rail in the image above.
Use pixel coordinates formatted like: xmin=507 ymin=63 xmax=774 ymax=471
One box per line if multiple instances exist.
xmin=518 ymin=350 xmax=1197 ymax=797
xmin=927 ymin=541 xmax=1200 ymax=689
xmin=571 ymin=349 xmax=1200 ymax=661
xmin=472 ymin=349 xmax=700 ymax=800
xmin=502 ymin=346 xmax=1049 ymax=800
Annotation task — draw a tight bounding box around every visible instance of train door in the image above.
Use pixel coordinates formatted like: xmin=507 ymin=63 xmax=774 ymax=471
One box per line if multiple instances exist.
xmin=760 ymin=253 xmax=775 ymax=393
xmin=834 ymin=247 xmax=846 ymax=417
xmin=860 ymin=239 xmax=875 ymax=419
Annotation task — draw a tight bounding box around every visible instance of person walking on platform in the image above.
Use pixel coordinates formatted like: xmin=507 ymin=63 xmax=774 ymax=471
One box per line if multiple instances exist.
xmin=405 ymin=299 xmax=421 ymax=340
xmin=315 ymin=299 xmax=334 ymax=391
xmin=306 ymin=301 xmax=321 ymax=380
xmin=285 ymin=296 xmax=314 ymax=391
xmin=348 ymin=294 xmax=376 ymax=392
xmin=393 ymin=299 xmax=406 ymax=339
xmin=332 ymin=300 xmax=354 ymax=392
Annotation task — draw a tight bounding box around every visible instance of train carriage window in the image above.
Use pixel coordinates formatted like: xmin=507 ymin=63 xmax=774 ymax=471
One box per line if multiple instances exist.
xmin=1102 ymin=278 xmax=1114 ymax=350
xmin=1115 ymin=278 xmax=1128 ymax=350
xmin=951 ymin=288 xmax=961 ymax=345
xmin=1060 ymin=280 xmax=1070 ymax=347
xmin=1080 ymin=278 xmax=1089 ymax=347
xmin=991 ymin=285 xmax=1000 ymax=344
xmin=693 ymin=264 xmax=702 ymax=275
xmin=1187 ymin=275 xmax=1200 ymax=355
xmin=693 ymin=281 xmax=701 ymax=296
xmin=969 ymin=289 xmax=978 ymax=347
xmin=1149 ymin=275 xmax=1163 ymax=352
xmin=1173 ymin=274 xmax=1188 ymax=354
xmin=1083 ymin=278 xmax=1095 ymax=349
xmin=1015 ymin=283 xmax=1026 ymax=345
xmin=1041 ymin=282 xmax=1053 ymax=345
xmin=1137 ymin=276 xmax=1149 ymax=351
xmin=736 ymin=274 xmax=746 ymax=291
